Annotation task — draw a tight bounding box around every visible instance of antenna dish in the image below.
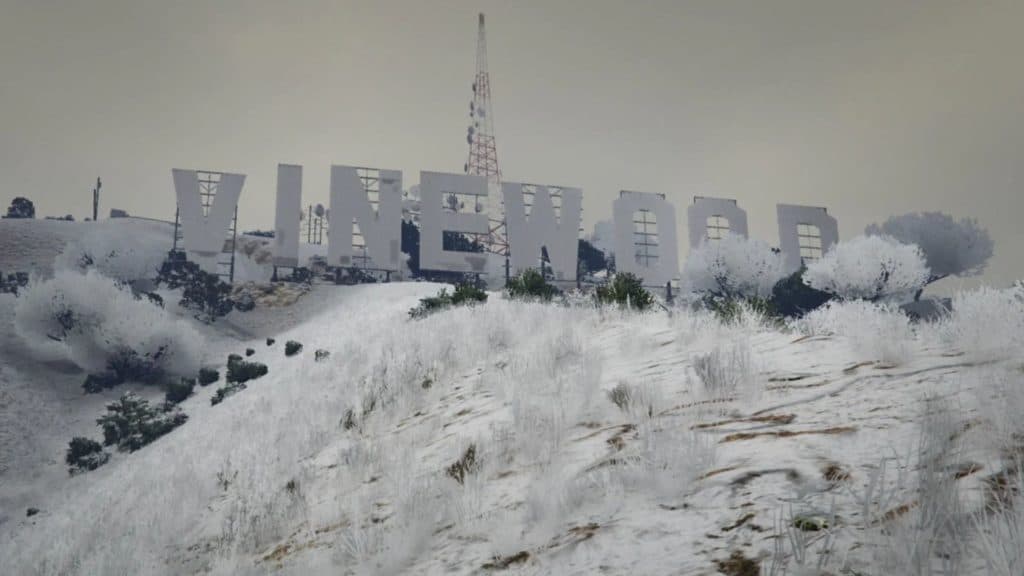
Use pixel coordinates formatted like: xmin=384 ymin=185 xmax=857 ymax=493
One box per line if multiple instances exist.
xmin=314 ymin=204 xmax=325 ymax=218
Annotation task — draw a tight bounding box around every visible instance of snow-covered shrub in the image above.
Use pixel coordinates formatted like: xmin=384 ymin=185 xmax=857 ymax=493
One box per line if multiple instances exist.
xmin=934 ymin=285 xmax=1024 ymax=359
xmin=197 ymin=367 xmax=219 ymax=386
xmin=284 ymin=340 xmax=303 ymax=357
xmin=866 ymin=211 xmax=993 ymax=285
xmin=164 ymin=377 xmax=195 ymax=404
xmin=692 ymin=339 xmax=755 ymax=398
xmin=225 ymin=355 xmax=268 ymax=384
xmin=97 ymin=392 xmax=188 ymax=452
xmin=797 ymin=300 xmax=915 ymax=364
xmin=65 ymin=437 xmax=109 ymax=475
xmin=14 ymin=269 xmax=202 ymax=380
xmin=155 ymin=259 xmax=235 ymax=321
xmin=803 ymin=235 xmax=929 ymax=302
xmin=682 ymin=233 xmax=787 ymax=300
xmin=55 ymin=227 xmax=168 ymax=282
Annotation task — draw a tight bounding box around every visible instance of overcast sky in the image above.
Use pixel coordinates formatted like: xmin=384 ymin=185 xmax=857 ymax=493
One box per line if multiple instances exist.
xmin=2 ymin=0 xmax=1021 ymax=287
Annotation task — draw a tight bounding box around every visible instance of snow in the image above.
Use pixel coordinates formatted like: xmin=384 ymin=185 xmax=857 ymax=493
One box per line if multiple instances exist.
xmin=0 ymin=220 xmax=1022 ymax=575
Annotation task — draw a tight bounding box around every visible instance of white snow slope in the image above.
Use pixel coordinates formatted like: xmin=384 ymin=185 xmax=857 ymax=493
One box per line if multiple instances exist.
xmin=1 ymin=221 xmax=1023 ymax=576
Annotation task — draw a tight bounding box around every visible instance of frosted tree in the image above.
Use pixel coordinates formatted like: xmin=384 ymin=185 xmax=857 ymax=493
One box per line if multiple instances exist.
xmin=803 ymin=235 xmax=929 ymax=302
xmin=866 ymin=212 xmax=993 ymax=294
xmin=682 ymin=233 xmax=787 ymax=300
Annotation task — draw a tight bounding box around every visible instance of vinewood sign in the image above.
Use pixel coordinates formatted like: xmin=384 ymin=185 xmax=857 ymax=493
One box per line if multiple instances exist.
xmin=172 ymin=165 xmax=840 ymax=284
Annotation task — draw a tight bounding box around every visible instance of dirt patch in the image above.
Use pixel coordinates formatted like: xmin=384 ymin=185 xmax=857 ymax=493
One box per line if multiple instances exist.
xmin=446 ymin=444 xmax=478 ymax=485
xmin=843 ymin=361 xmax=876 ymax=374
xmin=482 ymin=551 xmax=530 ymax=570
xmin=694 ymin=414 xmax=796 ymax=430
xmin=606 ymin=424 xmax=637 ymax=451
xmin=953 ymin=462 xmax=983 ymax=480
xmin=699 ymin=465 xmax=742 ymax=481
xmin=875 ymin=501 xmax=918 ymax=525
xmin=715 ymin=550 xmax=760 ymax=576
xmin=730 ymin=468 xmax=801 ymax=488
xmin=822 ymin=463 xmax=851 ymax=483
xmin=721 ymin=426 xmax=857 ymax=443
xmin=721 ymin=513 xmax=756 ymax=532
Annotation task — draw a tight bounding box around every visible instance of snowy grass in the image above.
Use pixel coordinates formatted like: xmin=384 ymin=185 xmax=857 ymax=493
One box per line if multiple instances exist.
xmin=795 ymin=300 xmax=915 ymax=365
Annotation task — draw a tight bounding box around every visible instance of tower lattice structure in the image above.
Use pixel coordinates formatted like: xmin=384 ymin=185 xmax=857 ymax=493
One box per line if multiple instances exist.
xmin=464 ymin=13 xmax=508 ymax=257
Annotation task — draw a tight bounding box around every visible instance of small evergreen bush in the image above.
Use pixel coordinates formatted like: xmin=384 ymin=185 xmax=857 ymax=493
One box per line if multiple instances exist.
xmin=82 ymin=371 xmax=121 ymax=394
xmin=284 ymin=340 xmax=303 ymax=357
xmin=705 ymin=296 xmax=779 ymax=325
xmin=155 ymin=259 xmax=235 ymax=322
xmin=226 ymin=356 xmax=268 ymax=384
xmin=506 ymin=269 xmax=561 ymax=301
xmin=211 ymin=382 xmax=246 ymax=405
xmin=409 ymin=283 xmax=488 ymax=318
xmin=97 ymin=392 xmax=188 ymax=452
xmin=164 ymin=377 xmax=196 ymax=404
xmin=770 ymin=267 xmax=832 ymax=318
xmin=197 ymin=368 xmax=219 ymax=386
xmin=595 ymin=272 xmax=654 ymax=310
xmin=66 ymin=437 xmax=110 ymax=474
xmin=245 ymin=348 xmax=255 ymax=357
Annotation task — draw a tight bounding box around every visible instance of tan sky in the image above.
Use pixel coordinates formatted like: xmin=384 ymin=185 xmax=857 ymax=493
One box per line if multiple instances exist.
xmin=2 ymin=0 xmax=1021 ymax=287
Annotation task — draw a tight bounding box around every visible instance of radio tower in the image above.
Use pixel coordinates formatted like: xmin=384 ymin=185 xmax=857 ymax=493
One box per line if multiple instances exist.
xmin=465 ymin=13 xmax=500 ymax=184
xmin=464 ymin=13 xmax=508 ymax=257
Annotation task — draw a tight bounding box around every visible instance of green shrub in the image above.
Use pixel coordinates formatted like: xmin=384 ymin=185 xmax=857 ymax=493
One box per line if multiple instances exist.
xmin=595 ymin=272 xmax=654 ymax=310
xmin=409 ymin=283 xmax=489 ymax=319
xmin=197 ymin=368 xmax=219 ymax=386
xmin=211 ymin=382 xmax=246 ymax=405
xmin=245 ymin=348 xmax=255 ymax=357
xmin=770 ymin=267 xmax=833 ymax=318
xmin=82 ymin=371 xmax=121 ymax=394
xmin=284 ymin=340 xmax=303 ymax=357
xmin=706 ymin=296 xmax=779 ymax=325
xmin=226 ymin=357 xmax=268 ymax=384
xmin=164 ymin=377 xmax=196 ymax=404
xmin=66 ymin=437 xmax=109 ymax=474
xmin=97 ymin=392 xmax=188 ymax=452
xmin=506 ymin=269 xmax=561 ymax=301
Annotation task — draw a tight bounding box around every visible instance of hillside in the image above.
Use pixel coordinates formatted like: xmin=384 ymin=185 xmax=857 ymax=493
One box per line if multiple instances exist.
xmin=0 ymin=221 xmax=1022 ymax=575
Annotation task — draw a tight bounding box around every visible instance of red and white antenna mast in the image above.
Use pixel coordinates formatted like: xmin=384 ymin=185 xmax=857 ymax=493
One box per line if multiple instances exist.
xmin=465 ymin=13 xmax=500 ymax=184
xmin=464 ymin=13 xmax=509 ymax=259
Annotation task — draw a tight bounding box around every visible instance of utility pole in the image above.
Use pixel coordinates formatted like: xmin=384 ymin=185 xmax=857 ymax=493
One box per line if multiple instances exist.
xmin=92 ymin=177 xmax=101 ymax=221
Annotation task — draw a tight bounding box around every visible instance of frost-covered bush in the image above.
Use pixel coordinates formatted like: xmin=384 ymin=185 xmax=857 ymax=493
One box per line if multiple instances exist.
xmin=198 ymin=367 xmax=219 ymax=386
xmin=803 ymin=235 xmax=929 ymax=302
xmin=682 ymin=233 xmax=787 ymax=300
xmin=97 ymin=392 xmax=188 ymax=452
xmin=164 ymin=377 xmax=196 ymax=404
xmin=66 ymin=437 xmax=110 ymax=475
xmin=226 ymin=355 xmax=268 ymax=384
xmin=934 ymin=285 xmax=1024 ymax=359
xmin=14 ymin=270 xmax=202 ymax=380
xmin=866 ymin=211 xmax=993 ymax=286
xmin=797 ymin=300 xmax=915 ymax=364
xmin=155 ymin=259 xmax=235 ymax=322
xmin=54 ymin=228 xmax=168 ymax=282
xmin=693 ymin=339 xmax=755 ymax=398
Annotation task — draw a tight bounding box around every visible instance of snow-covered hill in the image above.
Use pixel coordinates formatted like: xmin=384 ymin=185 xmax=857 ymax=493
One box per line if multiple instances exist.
xmin=1 ymin=221 xmax=1023 ymax=576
